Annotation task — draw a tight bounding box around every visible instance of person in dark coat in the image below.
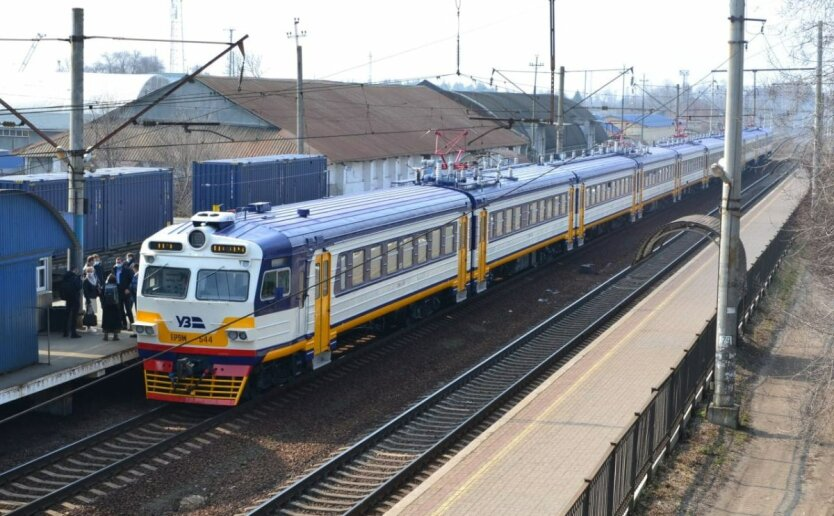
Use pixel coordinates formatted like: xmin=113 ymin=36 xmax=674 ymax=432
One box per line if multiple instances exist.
xmin=101 ymin=274 xmax=122 ymax=341
xmin=92 ymin=254 xmax=105 ymax=286
xmin=82 ymin=266 xmax=101 ymax=331
xmin=62 ymin=267 xmax=82 ymax=338
xmin=113 ymin=257 xmax=135 ymax=330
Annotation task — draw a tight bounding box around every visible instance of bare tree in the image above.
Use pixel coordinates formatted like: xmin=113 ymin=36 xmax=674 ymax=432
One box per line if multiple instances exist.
xmin=86 ymin=51 xmax=165 ymax=74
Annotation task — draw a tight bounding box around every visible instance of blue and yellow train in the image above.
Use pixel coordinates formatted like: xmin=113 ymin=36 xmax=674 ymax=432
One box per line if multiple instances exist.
xmin=135 ymin=129 xmax=772 ymax=405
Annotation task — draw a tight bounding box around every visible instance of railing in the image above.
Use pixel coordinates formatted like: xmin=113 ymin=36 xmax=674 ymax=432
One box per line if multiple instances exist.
xmin=565 ymin=222 xmax=794 ymax=516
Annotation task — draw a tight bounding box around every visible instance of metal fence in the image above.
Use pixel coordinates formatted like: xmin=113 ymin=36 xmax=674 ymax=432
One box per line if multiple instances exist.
xmin=565 ymin=223 xmax=793 ymax=516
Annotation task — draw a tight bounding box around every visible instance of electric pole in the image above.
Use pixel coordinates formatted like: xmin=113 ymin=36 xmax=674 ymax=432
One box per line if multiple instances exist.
xmin=709 ymin=0 xmax=745 ymax=429
xmin=640 ymin=75 xmax=646 ymax=144
xmin=557 ymin=66 xmax=564 ymax=154
xmin=549 ymin=0 xmax=555 ymax=128
xmin=529 ymin=55 xmax=543 ymax=158
xmin=287 ymin=18 xmax=306 ymax=154
xmin=226 ymin=28 xmax=235 ymax=77
xmin=68 ymin=8 xmax=85 ymax=272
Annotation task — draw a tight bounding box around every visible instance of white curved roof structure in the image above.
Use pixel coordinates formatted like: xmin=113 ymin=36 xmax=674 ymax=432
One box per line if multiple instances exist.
xmin=0 ymin=72 xmax=180 ymax=130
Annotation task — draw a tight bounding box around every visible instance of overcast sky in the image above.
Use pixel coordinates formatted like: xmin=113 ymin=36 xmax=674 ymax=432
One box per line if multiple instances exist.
xmin=0 ymin=0 xmax=802 ymax=97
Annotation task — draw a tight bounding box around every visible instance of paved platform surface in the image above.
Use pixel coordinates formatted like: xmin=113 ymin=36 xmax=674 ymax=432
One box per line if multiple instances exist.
xmin=0 ymin=303 xmax=137 ymax=406
xmin=389 ymin=174 xmax=808 ymax=516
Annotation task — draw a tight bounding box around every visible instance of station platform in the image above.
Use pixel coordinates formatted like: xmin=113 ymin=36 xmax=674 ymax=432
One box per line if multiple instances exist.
xmin=389 ymin=174 xmax=808 ymax=515
xmin=0 ymin=304 xmax=138 ymax=407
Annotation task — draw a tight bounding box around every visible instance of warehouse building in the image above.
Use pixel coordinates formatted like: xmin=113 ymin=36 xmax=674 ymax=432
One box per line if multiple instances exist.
xmin=18 ymin=76 xmax=526 ymax=200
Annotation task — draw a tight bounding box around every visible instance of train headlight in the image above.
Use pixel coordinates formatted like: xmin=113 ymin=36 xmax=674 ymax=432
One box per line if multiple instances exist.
xmin=135 ymin=324 xmax=155 ymax=336
xmin=237 ymin=331 xmax=248 ymax=341
xmin=227 ymin=330 xmax=239 ymax=341
xmin=188 ymin=230 xmax=206 ymax=249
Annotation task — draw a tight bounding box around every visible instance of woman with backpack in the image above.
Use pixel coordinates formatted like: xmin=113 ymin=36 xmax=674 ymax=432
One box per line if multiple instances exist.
xmin=101 ymin=274 xmax=122 ymax=341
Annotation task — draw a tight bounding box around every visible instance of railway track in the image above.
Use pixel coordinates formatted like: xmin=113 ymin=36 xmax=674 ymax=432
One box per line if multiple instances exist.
xmin=0 ymin=405 xmax=227 ymax=515
xmin=244 ymin=159 xmax=797 ymax=515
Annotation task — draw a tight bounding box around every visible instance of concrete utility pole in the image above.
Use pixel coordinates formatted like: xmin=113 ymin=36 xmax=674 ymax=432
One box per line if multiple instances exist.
xmin=549 ymin=0 xmax=555 ymax=128
xmin=68 ymin=8 xmax=85 ymax=272
xmin=557 ymin=66 xmax=565 ymax=154
xmin=226 ymin=28 xmax=235 ymax=77
xmin=675 ymin=84 xmax=681 ymax=136
xmin=288 ymin=18 xmax=306 ymax=154
xmin=640 ymin=75 xmax=646 ymax=144
xmin=529 ymin=55 xmax=543 ymax=158
xmin=813 ymin=20 xmax=823 ymax=208
xmin=709 ymin=0 xmax=745 ymax=429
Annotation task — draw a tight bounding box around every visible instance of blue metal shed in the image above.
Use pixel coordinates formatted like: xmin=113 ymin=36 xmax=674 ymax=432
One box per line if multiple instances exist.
xmin=0 ymin=190 xmax=77 ymax=374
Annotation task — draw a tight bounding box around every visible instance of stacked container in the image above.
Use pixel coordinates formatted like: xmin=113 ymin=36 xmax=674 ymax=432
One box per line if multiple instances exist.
xmin=0 ymin=167 xmax=173 ymax=251
xmin=192 ymin=154 xmax=327 ymax=213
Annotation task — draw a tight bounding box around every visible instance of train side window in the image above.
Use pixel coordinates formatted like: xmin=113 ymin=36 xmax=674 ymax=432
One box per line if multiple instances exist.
xmin=401 ymin=237 xmax=414 ymax=269
xmin=429 ymin=228 xmax=441 ymax=259
xmin=538 ymin=200 xmax=547 ymax=220
xmin=493 ymin=211 xmax=504 ymax=237
xmin=369 ymin=245 xmax=382 ymax=280
xmin=337 ymin=254 xmax=347 ymax=292
xmin=351 ymin=249 xmax=365 ymax=286
xmin=504 ymin=209 xmax=513 ymax=234
xmin=545 ymin=198 xmax=554 ymax=219
xmin=442 ymin=224 xmax=455 ymax=255
xmin=385 ymin=241 xmax=398 ymax=274
xmin=260 ymin=268 xmax=290 ymax=301
xmin=529 ymin=201 xmax=538 ymax=225
xmin=416 ymin=235 xmax=428 ymax=264
xmin=512 ymin=207 xmax=522 ymax=231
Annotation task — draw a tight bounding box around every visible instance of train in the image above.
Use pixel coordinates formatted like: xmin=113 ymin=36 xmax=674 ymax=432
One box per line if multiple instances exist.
xmin=135 ymin=129 xmax=774 ymax=405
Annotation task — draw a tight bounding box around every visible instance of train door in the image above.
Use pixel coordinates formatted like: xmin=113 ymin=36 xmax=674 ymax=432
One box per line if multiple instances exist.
xmin=312 ymin=252 xmax=332 ymax=369
xmin=577 ymin=183 xmax=586 ymax=246
xmin=567 ymin=185 xmax=575 ymax=250
xmin=475 ymin=209 xmax=488 ymax=293
xmin=456 ymin=214 xmax=469 ymax=302
xmin=674 ymin=156 xmax=682 ymax=201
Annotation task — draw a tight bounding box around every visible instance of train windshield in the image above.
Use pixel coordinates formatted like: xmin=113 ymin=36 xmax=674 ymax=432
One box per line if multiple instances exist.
xmin=195 ymin=269 xmax=250 ymax=302
xmin=142 ymin=266 xmax=190 ymax=299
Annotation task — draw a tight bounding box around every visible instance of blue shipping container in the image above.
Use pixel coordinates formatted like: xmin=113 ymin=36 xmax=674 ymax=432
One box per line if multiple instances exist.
xmin=192 ymin=154 xmax=327 ymax=213
xmin=0 ymin=167 xmax=173 ymax=252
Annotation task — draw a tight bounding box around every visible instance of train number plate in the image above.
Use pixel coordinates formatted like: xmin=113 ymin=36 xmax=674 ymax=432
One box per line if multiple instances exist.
xmin=168 ymin=332 xmax=215 ymax=345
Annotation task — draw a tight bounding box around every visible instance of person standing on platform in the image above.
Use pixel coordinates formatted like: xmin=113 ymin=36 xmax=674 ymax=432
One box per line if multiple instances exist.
xmin=101 ymin=274 xmax=121 ymax=341
xmin=114 ymin=257 xmax=135 ymax=330
xmin=61 ymin=267 xmax=82 ymax=339
xmin=82 ymin=266 xmax=100 ymax=332
xmin=92 ymin=254 xmax=105 ymax=285
xmin=125 ymin=252 xmax=136 ymax=269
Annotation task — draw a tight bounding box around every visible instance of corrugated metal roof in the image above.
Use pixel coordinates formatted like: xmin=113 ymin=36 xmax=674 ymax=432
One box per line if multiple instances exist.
xmin=17 ymin=124 xmax=297 ymax=163
xmin=197 ymin=77 xmax=527 ymax=163
xmin=424 ymin=86 xmax=608 ymax=151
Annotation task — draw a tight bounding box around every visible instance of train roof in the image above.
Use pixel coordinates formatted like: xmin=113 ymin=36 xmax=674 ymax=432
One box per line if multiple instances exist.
xmin=466 ymin=156 xmax=636 ymax=205
xmin=160 ymin=185 xmax=471 ymax=256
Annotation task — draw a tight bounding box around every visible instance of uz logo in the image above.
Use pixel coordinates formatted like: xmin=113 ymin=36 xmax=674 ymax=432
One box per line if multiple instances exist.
xmin=176 ymin=316 xmax=206 ymax=329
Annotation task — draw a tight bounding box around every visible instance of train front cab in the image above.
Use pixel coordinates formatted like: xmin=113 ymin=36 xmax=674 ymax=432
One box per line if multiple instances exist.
xmin=137 ymin=214 xmax=292 ymax=406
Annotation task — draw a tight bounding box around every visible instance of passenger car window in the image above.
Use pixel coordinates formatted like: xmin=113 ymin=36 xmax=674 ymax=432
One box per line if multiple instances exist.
xmin=351 ymin=249 xmax=365 ymax=286
xmin=401 ymin=237 xmax=414 ymax=268
xmin=369 ymin=245 xmax=382 ymax=280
